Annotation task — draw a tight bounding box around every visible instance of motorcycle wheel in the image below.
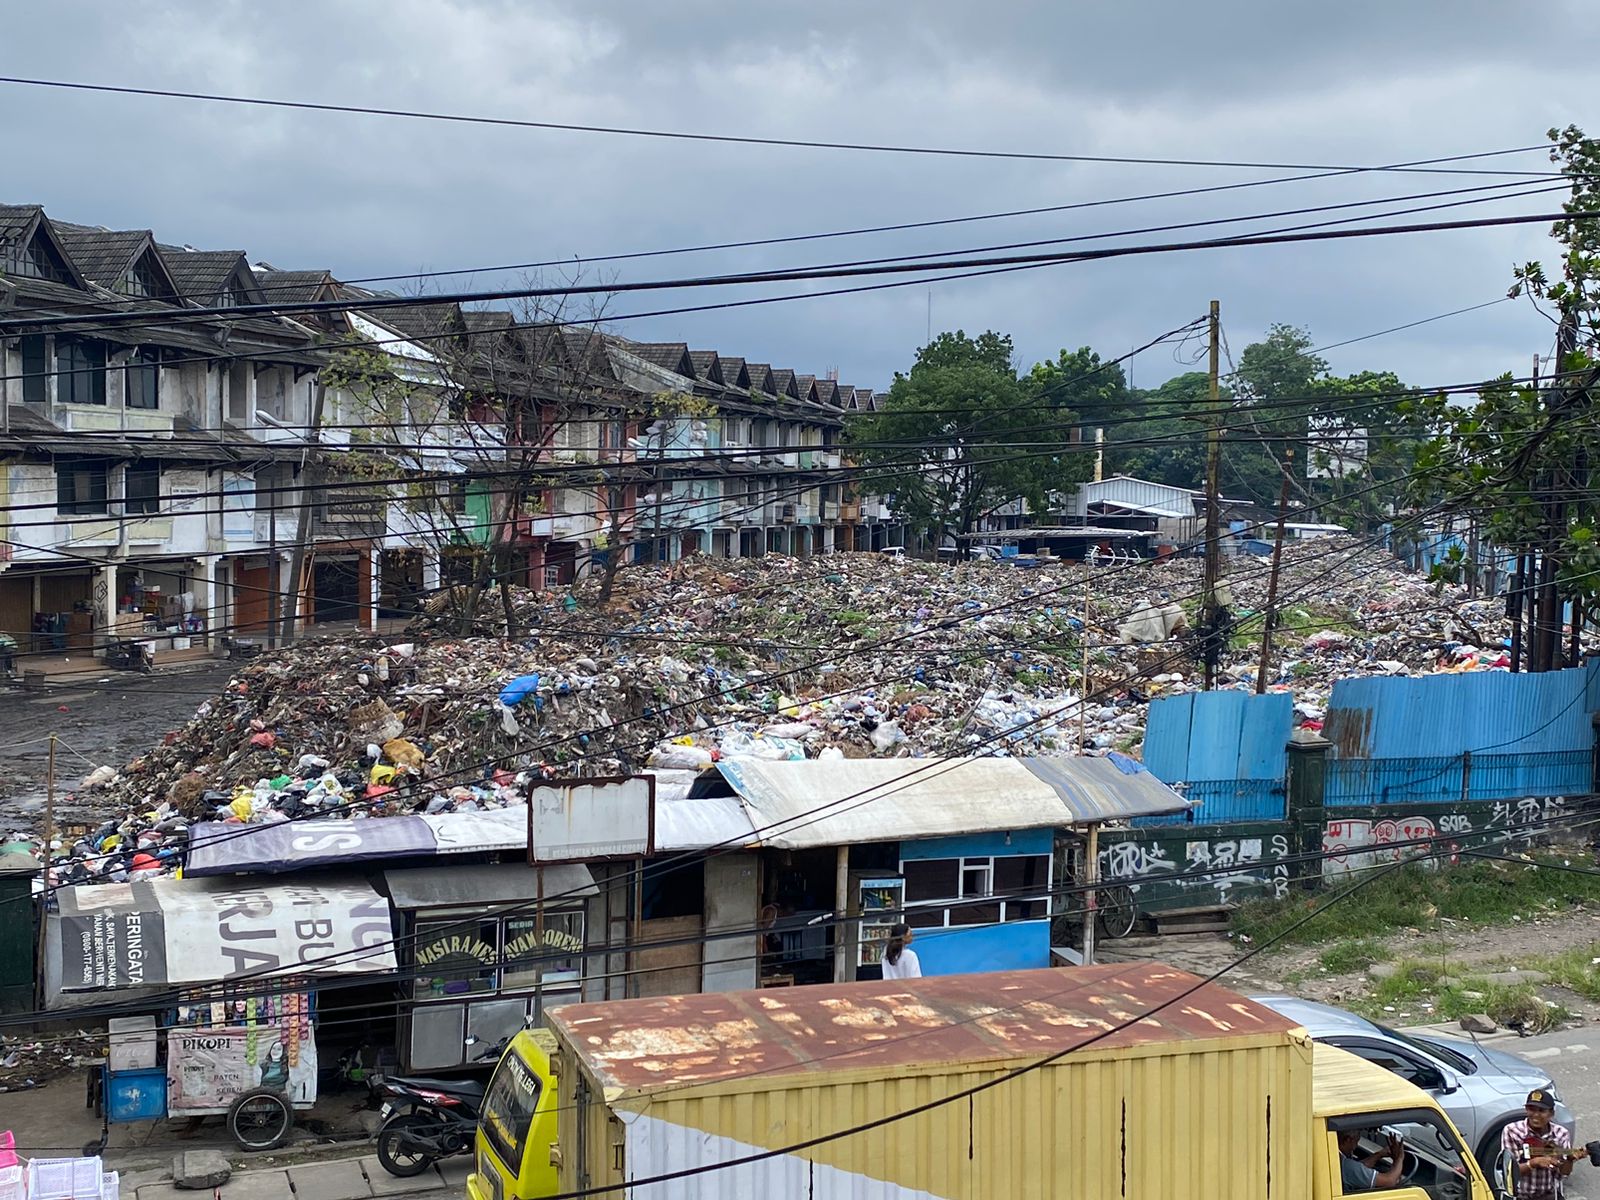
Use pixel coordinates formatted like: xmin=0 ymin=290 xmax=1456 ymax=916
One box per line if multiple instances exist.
xmin=376 ymin=1113 xmax=439 ymax=1177
xmin=227 ymin=1088 xmax=293 ymax=1152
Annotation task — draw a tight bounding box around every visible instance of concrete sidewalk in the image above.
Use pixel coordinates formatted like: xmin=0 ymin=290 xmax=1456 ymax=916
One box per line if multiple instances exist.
xmin=133 ymin=1156 xmax=470 ymax=1200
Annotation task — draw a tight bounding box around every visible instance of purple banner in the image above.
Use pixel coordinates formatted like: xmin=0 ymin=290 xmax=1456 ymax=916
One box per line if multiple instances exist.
xmin=186 ymin=817 xmax=437 ymax=876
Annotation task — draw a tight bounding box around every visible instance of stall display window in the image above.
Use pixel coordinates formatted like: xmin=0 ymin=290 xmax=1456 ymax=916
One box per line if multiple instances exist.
xmin=900 ymin=854 xmax=1052 ymax=928
xmin=502 ymin=912 xmax=585 ymax=989
xmin=413 ymin=917 xmax=499 ymax=1000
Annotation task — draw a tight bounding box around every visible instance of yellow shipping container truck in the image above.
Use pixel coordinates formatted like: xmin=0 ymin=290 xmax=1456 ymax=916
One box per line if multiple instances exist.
xmin=469 ymin=962 xmax=1494 ymax=1200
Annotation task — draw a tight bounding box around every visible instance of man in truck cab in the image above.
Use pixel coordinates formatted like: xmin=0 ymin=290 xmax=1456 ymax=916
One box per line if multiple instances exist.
xmin=1338 ymin=1128 xmax=1406 ymax=1192
xmin=1502 ymin=1089 xmax=1574 ymax=1198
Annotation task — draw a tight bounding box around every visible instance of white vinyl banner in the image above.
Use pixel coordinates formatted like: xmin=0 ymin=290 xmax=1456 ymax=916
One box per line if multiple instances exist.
xmin=55 ymin=876 xmax=396 ymax=990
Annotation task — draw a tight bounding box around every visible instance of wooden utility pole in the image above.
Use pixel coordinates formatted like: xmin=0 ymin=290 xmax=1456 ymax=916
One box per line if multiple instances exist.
xmin=1255 ymin=450 xmax=1294 ymax=694
xmin=1079 ymin=559 xmax=1091 ymax=753
xmin=1201 ymin=299 xmax=1223 ymax=690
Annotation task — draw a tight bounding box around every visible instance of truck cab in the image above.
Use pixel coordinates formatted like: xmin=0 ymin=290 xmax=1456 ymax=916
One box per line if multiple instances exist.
xmin=1314 ymin=1043 xmax=1492 ymax=1200
xmin=467 ymin=1030 xmax=558 ymax=1200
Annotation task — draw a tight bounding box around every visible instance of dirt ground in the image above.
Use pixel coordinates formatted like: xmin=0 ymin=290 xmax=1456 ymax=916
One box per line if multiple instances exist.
xmin=1102 ymin=903 xmax=1600 ymax=1022
xmin=0 ymin=664 xmax=234 ymax=834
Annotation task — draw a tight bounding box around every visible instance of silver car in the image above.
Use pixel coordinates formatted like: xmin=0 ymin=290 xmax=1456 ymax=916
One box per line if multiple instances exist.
xmin=1253 ymin=995 xmax=1576 ymax=1172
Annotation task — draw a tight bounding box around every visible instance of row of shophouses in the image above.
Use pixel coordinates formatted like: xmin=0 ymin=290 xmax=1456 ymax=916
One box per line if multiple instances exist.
xmin=0 ymin=201 xmax=910 ymax=660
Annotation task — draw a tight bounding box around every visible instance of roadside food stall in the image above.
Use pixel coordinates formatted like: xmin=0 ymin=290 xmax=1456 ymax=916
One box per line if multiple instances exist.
xmin=43 ymin=875 xmax=396 ymax=1150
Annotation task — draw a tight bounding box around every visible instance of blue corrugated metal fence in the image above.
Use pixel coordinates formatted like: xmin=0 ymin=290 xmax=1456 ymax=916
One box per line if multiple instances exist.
xmin=1136 ymin=691 xmax=1293 ymax=825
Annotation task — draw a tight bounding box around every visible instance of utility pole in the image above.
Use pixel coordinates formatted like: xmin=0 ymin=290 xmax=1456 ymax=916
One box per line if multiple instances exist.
xmin=1537 ymin=317 xmax=1579 ymax=671
xmin=35 ymin=734 xmax=55 ymax=1009
xmin=1201 ymin=299 xmax=1223 ymax=690
xmin=266 ymin=482 xmax=278 ymax=651
xmin=1079 ymin=559 xmax=1091 ymax=753
xmin=279 ymin=381 xmax=327 ymax=645
xmin=1255 ymin=450 xmax=1294 ymax=694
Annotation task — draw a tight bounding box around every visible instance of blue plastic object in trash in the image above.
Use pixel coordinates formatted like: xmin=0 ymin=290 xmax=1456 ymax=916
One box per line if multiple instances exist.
xmin=106 ymin=1068 xmax=167 ymax=1122
xmin=499 ymin=673 xmax=541 ymax=706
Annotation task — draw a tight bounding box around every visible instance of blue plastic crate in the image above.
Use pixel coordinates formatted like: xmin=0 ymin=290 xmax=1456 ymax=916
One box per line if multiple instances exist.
xmin=106 ymin=1068 xmax=167 ymax=1122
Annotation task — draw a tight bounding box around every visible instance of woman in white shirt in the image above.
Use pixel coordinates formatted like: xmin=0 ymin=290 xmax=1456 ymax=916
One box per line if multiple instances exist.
xmin=880 ymin=924 xmax=922 ymax=980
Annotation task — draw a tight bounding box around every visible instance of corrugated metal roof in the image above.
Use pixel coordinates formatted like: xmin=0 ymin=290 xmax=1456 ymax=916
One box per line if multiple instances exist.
xmin=1019 ymin=755 xmax=1199 ymax=822
xmin=654 ymin=796 xmax=756 ymax=850
xmin=1323 ymin=665 xmax=1597 ymax=759
xmin=714 ymin=756 xmax=1189 ymax=849
xmin=384 ymin=862 xmax=595 ymax=908
xmin=548 ymin=963 xmax=1298 ymax=1095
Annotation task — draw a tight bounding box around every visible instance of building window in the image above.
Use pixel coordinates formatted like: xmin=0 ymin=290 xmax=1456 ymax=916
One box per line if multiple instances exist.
xmin=126 ymin=347 xmax=160 ymax=410
xmin=902 ymin=854 xmax=1051 ymax=928
xmin=56 ymin=460 xmax=110 ymax=515
xmin=57 ymin=338 xmax=106 ymax=405
xmin=120 ymin=253 xmax=168 ymax=299
xmin=125 ymin=461 xmax=160 ymax=515
xmin=3 ymin=233 xmax=73 ymax=283
xmin=20 ymin=336 xmax=47 ymax=404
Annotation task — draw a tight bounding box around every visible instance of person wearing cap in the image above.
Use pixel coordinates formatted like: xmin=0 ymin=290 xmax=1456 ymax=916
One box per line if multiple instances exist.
xmin=1503 ymin=1088 xmax=1574 ymax=1198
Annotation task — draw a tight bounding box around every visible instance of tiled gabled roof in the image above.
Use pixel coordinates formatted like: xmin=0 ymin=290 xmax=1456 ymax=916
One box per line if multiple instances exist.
xmin=745 ymin=363 xmax=776 ymax=395
xmin=835 ymin=384 xmax=855 ymax=409
xmin=158 ymin=247 xmax=260 ymax=303
xmin=255 ymin=269 xmax=335 ymax=305
xmin=689 ymin=350 xmax=723 ymax=384
xmin=814 ymin=379 xmax=841 ymax=408
xmin=718 ymin=356 xmax=750 ymax=389
xmin=53 ymin=223 xmax=153 ymax=288
xmin=630 ymin=342 xmax=695 ymax=377
xmin=0 ymin=204 xmax=41 ymax=242
xmin=770 ymin=369 xmax=800 ymax=400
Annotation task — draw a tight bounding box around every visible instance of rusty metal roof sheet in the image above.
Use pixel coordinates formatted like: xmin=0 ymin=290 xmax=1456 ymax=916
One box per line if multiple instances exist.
xmin=548 ymin=963 xmax=1297 ymax=1095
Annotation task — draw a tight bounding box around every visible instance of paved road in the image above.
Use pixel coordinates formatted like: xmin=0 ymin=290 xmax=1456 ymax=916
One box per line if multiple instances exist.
xmin=1501 ymin=1026 xmax=1600 ymax=1199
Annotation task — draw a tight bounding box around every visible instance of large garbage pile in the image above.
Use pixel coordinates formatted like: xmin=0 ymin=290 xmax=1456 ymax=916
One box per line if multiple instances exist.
xmin=51 ymin=542 xmax=1526 ymax=879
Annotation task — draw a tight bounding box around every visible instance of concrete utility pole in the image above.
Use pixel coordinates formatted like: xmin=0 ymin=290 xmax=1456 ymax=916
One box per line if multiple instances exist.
xmin=35 ymin=733 xmax=54 ymax=1008
xmin=1201 ymin=299 xmax=1223 ymax=690
xmin=279 ymin=381 xmax=327 ymax=644
xmin=1256 ymin=450 xmax=1294 ymax=694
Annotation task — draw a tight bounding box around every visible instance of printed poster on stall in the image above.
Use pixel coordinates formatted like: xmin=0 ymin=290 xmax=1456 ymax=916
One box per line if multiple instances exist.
xmin=166 ymin=1027 xmax=318 ymax=1112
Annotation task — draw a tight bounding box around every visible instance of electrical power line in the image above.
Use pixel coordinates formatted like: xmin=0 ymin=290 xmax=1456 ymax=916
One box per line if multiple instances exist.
xmin=9 ymin=209 xmax=1599 ymax=335
xmin=0 ymin=78 xmax=1561 ymax=175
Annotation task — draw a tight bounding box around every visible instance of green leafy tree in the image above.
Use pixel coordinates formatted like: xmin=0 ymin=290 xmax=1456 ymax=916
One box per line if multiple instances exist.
xmin=1111 ymin=371 xmax=1217 ymax=486
xmin=847 ymin=330 xmax=1087 ymax=540
xmin=1409 ymin=126 xmax=1600 ymax=665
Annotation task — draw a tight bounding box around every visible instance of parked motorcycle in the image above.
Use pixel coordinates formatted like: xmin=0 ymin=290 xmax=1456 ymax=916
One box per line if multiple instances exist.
xmin=372 ymin=1073 xmax=486 ymax=1177
xmin=372 ymin=1037 xmax=506 ymax=1177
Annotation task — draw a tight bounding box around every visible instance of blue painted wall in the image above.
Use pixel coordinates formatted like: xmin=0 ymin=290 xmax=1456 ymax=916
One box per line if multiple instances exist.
xmin=910 ymin=919 xmax=1051 ymax=976
xmin=899 ymin=829 xmax=1052 ymax=860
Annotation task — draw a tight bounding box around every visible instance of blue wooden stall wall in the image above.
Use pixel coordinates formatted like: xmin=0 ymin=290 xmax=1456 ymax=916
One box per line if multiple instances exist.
xmin=896 ymin=830 xmax=1054 ymax=973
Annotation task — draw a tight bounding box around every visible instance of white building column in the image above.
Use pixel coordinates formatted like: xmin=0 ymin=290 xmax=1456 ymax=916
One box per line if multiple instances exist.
xmin=821 ymin=525 xmax=836 ymax=555
xmin=202 ymin=556 xmax=218 ymax=648
xmin=367 ymin=549 xmax=381 ymax=632
xmin=422 ymin=548 xmax=442 ymax=597
xmin=96 ymin=562 xmax=117 ymax=653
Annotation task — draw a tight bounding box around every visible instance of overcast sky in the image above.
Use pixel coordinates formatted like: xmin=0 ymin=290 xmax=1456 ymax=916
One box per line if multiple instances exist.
xmin=3 ymin=0 xmax=1596 ymax=392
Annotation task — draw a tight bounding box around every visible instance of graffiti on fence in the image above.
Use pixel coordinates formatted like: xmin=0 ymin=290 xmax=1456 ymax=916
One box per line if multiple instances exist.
xmin=1103 ymin=833 xmax=1291 ymax=903
xmin=1100 ymin=841 xmax=1173 ymax=882
xmin=1486 ymin=796 xmax=1567 ymax=836
xmin=1322 ymin=796 xmax=1568 ymax=876
xmin=1323 ymin=816 xmax=1456 ymax=877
